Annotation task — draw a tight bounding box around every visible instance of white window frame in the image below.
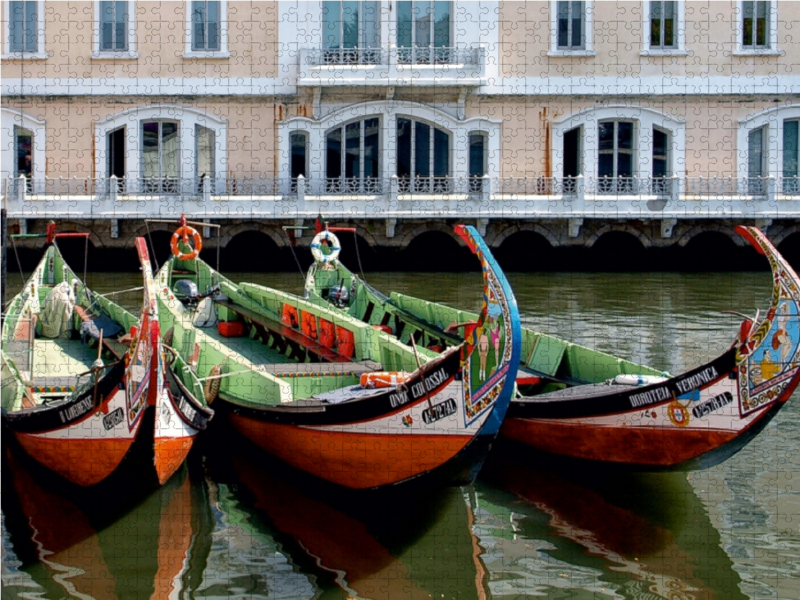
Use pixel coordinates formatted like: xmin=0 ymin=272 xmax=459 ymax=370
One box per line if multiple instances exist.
xmin=549 ymin=1 xmax=595 ymax=57
xmin=92 ymin=0 xmax=137 ymax=59
xmin=597 ymin=119 xmax=637 ymax=179
xmin=325 ymin=117 xmax=383 ymax=181
xmin=733 ymin=0 xmax=779 ymax=56
xmin=2 ymin=0 xmax=46 ymax=59
xmin=278 ymin=101 xmax=502 ymax=191
xmin=184 ymin=0 xmax=229 ymax=59
xmin=737 ymin=105 xmax=800 ymax=180
xmin=395 ymin=116 xmax=451 ymax=180
xmin=641 ymin=0 xmax=687 ymax=56
xmin=552 ymin=106 xmax=685 ymax=184
xmin=1 ymin=108 xmax=46 ymax=186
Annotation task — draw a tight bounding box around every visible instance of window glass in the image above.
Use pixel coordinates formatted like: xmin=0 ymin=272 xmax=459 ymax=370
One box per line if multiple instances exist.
xmin=395 ymin=117 xmax=450 ymax=183
xmin=290 ymin=133 xmax=307 ymax=179
xmin=652 ymin=128 xmax=669 ymax=178
xmin=100 ymin=1 xmax=129 ymax=51
xmin=557 ymin=1 xmax=584 ymax=50
xmin=469 ymin=134 xmax=486 ymax=178
xmin=196 ymin=125 xmax=215 ymax=180
xmin=563 ymin=127 xmax=581 ymax=178
xmin=650 ymin=1 xmax=676 ymax=49
xmin=14 ymin=127 xmax=33 ymax=178
xmin=783 ymin=121 xmax=798 ymax=179
xmin=742 ymin=1 xmax=770 ymax=49
xmin=10 ymin=1 xmax=38 ymax=52
xmin=748 ymin=127 xmax=765 ymax=178
xmin=191 ymin=0 xmax=221 ymax=51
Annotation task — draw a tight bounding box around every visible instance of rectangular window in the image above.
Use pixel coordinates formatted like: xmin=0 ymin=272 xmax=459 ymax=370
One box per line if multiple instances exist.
xmin=784 ymin=121 xmax=798 ymax=179
xmin=748 ymin=127 xmax=765 ymax=178
xmin=9 ymin=0 xmax=38 ymax=52
xmin=649 ymin=1 xmax=675 ymax=49
xmin=290 ymin=133 xmax=307 ymax=179
xmin=14 ymin=126 xmax=33 ymax=178
xmin=191 ymin=0 xmax=220 ymax=51
xmin=142 ymin=121 xmax=179 ymax=193
xmin=557 ymin=1 xmax=584 ymax=50
xmin=563 ymin=127 xmax=581 ymax=178
xmin=598 ymin=121 xmax=634 ymax=179
xmin=742 ymin=0 xmax=769 ymax=49
xmin=322 ymin=1 xmax=379 ymax=63
xmin=652 ymin=128 xmax=669 ymax=178
xmin=196 ymin=125 xmax=215 ymax=180
xmin=100 ymin=1 xmax=129 ymax=51
xmin=397 ymin=1 xmax=451 ymax=62
xmin=325 ymin=119 xmax=381 ymax=192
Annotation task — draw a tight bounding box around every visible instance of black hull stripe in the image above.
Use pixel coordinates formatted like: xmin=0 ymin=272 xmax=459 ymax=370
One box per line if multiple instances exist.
xmin=165 ymin=366 xmax=213 ymax=430
xmin=510 ymin=348 xmax=738 ymax=420
xmin=2 ymin=360 xmax=127 ymax=433
xmin=221 ymin=351 xmax=461 ymax=427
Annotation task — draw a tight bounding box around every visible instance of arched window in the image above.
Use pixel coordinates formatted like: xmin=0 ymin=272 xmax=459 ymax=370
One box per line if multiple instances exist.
xmin=326 ymin=118 xmax=381 ymax=193
xmin=397 ymin=117 xmax=450 ymax=192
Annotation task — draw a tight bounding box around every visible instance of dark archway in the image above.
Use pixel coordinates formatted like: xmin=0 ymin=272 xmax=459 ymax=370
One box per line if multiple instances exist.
xmin=221 ymin=231 xmax=291 ymax=273
xmin=681 ymin=232 xmax=764 ymax=271
xmin=777 ymin=233 xmax=800 ymax=273
xmin=495 ymin=231 xmax=555 ymax=272
xmin=588 ymin=232 xmax=650 ymax=271
xmin=399 ymin=231 xmax=476 ymax=272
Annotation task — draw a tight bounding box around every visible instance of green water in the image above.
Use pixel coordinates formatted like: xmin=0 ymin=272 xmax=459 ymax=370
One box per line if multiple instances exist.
xmin=2 ymin=271 xmax=799 ymax=599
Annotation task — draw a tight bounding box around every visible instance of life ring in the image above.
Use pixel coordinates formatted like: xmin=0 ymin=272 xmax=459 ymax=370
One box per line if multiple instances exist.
xmin=310 ymin=230 xmax=341 ymax=264
xmin=171 ymin=226 xmax=203 ymax=261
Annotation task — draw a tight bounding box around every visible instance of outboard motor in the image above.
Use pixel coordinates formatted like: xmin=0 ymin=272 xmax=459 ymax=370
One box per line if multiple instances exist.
xmin=174 ymin=279 xmax=199 ymax=306
xmin=328 ymin=284 xmax=350 ymax=308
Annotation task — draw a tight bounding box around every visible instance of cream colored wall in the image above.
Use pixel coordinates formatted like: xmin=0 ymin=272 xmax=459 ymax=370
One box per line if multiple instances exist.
xmin=500 ymin=1 xmax=800 ymax=79
xmin=485 ymin=98 xmax=788 ymax=179
xmin=1 ymin=1 xmax=279 ymax=79
xmin=2 ymin=98 xmax=279 ymax=178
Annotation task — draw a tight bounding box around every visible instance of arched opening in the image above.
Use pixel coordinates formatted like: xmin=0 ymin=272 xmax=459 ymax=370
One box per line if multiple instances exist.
xmin=777 ymin=233 xmax=800 ymax=272
xmin=400 ymin=231 xmax=475 ymax=272
xmin=495 ymin=231 xmax=555 ymax=272
xmin=680 ymin=232 xmax=764 ymax=271
xmin=588 ymin=232 xmax=649 ymax=271
xmin=222 ymin=231 xmax=289 ymax=273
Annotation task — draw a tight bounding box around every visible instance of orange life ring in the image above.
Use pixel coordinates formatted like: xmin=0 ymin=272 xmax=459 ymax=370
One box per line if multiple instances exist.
xmin=171 ymin=226 xmax=203 ymax=261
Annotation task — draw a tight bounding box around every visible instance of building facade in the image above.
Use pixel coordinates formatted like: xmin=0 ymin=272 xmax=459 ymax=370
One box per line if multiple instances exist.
xmin=2 ymin=1 xmax=800 ymax=251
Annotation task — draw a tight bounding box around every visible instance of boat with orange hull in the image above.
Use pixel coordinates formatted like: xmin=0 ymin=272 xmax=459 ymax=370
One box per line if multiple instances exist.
xmin=304 ymin=225 xmax=800 ymax=470
xmin=155 ymin=219 xmax=520 ymax=490
xmin=1 ymin=226 xmax=211 ymax=486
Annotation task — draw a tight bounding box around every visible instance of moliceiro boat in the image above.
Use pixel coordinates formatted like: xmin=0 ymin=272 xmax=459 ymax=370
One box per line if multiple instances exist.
xmin=154 ymin=217 xmax=521 ymax=490
xmin=1 ymin=225 xmax=210 ymax=486
xmin=304 ymin=225 xmax=800 ymax=470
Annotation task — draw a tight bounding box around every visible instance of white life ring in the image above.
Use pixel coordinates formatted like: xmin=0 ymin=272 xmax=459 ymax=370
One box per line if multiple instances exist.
xmin=310 ymin=231 xmax=341 ymax=264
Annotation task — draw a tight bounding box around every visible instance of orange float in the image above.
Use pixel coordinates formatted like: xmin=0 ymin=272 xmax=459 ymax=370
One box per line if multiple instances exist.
xmin=170 ymin=225 xmax=203 ymax=261
xmin=360 ymin=371 xmax=412 ymax=389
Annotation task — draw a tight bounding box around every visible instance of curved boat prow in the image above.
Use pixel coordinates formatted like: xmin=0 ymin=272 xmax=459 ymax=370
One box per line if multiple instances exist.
xmin=734 ymin=226 xmax=800 ymax=416
xmin=453 ymin=225 xmax=522 ymax=437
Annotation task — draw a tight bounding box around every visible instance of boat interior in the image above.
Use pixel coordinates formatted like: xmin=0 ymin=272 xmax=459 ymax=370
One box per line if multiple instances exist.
xmin=308 ymin=263 xmax=664 ymax=396
xmin=1 ymin=246 xmax=137 ymax=413
xmin=158 ymin=257 xmax=442 ymax=408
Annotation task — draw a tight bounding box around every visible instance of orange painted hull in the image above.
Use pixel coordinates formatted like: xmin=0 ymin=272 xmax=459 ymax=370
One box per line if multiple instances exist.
xmin=229 ymin=414 xmax=473 ymax=489
xmin=154 ymin=437 xmax=195 ymax=485
xmin=500 ymin=418 xmax=740 ymax=467
xmin=14 ymin=434 xmax=135 ymax=487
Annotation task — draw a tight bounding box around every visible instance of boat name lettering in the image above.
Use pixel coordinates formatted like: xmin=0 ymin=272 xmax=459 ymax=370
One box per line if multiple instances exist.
xmin=389 ymin=391 xmax=409 ymax=408
xmin=629 ymin=386 xmax=671 ymax=408
xmin=675 ymin=367 xmax=719 ymax=394
xmin=692 ymin=391 xmax=733 ymax=418
xmin=422 ymin=398 xmax=458 ymax=424
xmin=103 ymin=407 xmax=124 ymax=430
xmin=59 ymin=397 xmax=93 ymax=423
xmin=410 ymin=368 xmax=449 ymax=400
xmin=179 ymin=398 xmax=197 ymax=422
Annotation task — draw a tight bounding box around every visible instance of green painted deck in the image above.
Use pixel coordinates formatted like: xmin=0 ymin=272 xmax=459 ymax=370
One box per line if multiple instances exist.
xmin=202 ymin=326 xmax=294 ymax=367
xmin=31 ymin=339 xmax=98 ymax=382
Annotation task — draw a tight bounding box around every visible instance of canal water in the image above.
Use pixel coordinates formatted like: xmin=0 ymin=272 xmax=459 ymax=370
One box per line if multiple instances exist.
xmin=3 ymin=270 xmax=799 ymax=600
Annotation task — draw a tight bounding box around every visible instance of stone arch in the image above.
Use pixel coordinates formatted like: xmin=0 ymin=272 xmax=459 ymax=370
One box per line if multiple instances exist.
xmin=220 ymin=222 xmax=289 ymax=249
xmin=770 ymin=223 xmax=800 ymax=246
xmin=397 ymin=221 xmax=465 ymax=248
xmin=675 ymin=225 xmax=744 ymax=247
xmin=585 ymin=224 xmax=653 ymax=249
xmin=491 ymin=223 xmax=560 ymax=248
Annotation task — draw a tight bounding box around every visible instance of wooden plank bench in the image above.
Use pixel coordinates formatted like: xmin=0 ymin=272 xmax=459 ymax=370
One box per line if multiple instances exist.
xmin=215 ymin=300 xmax=352 ymax=364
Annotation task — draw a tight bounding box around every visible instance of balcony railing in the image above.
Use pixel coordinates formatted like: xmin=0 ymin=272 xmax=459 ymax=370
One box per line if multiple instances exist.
xmin=8 ymin=175 xmax=798 ymax=198
xmin=305 ymin=46 xmax=479 ymax=67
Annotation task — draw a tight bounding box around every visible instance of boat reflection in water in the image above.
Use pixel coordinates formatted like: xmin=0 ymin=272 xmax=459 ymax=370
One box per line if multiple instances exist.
xmin=2 ymin=446 xmax=214 ymax=600
xmin=205 ymin=432 xmax=490 ymax=600
xmin=473 ymin=448 xmax=748 ymax=600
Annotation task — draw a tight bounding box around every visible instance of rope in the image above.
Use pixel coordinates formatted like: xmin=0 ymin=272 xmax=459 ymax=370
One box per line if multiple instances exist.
xmin=353 ymin=228 xmax=367 ymax=285
xmin=145 ymin=220 xmax=159 ymax=273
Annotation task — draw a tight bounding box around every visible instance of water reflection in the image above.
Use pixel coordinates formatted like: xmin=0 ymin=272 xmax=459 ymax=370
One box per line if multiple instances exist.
xmin=474 ymin=449 xmax=749 ymax=600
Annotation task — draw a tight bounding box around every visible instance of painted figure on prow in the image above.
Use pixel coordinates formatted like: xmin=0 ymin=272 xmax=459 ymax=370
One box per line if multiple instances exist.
xmin=772 ymin=302 xmax=794 ymax=367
